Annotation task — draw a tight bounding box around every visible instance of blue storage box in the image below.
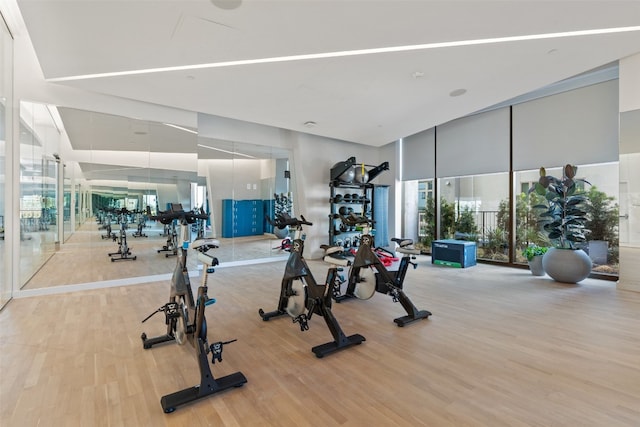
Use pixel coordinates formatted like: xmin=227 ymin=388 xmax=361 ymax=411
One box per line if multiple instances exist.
xmin=431 ymin=239 xmax=477 ymax=268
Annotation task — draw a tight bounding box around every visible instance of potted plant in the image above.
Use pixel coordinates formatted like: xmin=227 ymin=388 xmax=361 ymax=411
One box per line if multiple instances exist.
xmin=522 ymin=245 xmax=548 ymax=276
xmin=530 ymin=164 xmax=592 ymax=283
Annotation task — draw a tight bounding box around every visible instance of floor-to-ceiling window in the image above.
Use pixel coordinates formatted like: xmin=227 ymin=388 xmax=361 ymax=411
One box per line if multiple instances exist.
xmin=438 ymin=173 xmax=510 ymax=262
xmin=416 ymin=179 xmax=434 ymax=252
xmin=515 ymin=163 xmax=620 ymax=275
xmin=403 ymin=74 xmax=620 ymax=280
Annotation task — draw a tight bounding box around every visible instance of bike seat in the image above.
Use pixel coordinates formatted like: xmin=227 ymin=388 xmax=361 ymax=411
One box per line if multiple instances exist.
xmin=320 ymin=244 xmax=343 ymax=256
xmin=323 ymin=253 xmax=351 ymax=267
xmin=391 ymin=237 xmax=420 ymax=255
xmin=192 ymin=238 xmax=220 ymax=250
xmin=396 ymin=246 xmax=420 ymax=255
xmin=391 ymin=237 xmax=413 ymax=247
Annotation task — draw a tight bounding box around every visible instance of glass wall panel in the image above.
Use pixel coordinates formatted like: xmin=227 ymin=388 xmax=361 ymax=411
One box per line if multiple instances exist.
xmin=197 ymin=137 xmax=290 ymax=263
xmin=438 ymin=173 xmax=510 ymax=262
xmin=618 ymin=108 xmax=640 ymax=290
xmin=0 ymin=15 xmax=12 ymax=306
xmin=18 ymin=101 xmax=61 ymax=288
xmin=63 ymin=169 xmax=72 ymax=242
xmin=19 ymin=106 xmax=199 ymax=289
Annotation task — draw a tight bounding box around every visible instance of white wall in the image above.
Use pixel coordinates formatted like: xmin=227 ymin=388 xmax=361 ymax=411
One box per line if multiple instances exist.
xmin=619 ymin=54 xmax=640 ymax=113
xmin=618 ymin=53 xmax=640 ymax=292
xmin=289 ymin=132 xmax=391 ymax=259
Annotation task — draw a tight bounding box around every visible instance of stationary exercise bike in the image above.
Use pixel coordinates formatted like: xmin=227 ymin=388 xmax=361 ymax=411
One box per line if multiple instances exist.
xmin=131 ymin=211 xmax=148 ymax=238
xmin=259 ymin=213 xmax=365 ymax=358
xmin=158 ymin=217 xmax=178 ymax=257
xmin=141 ymin=203 xmax=247 ymax=413
xmin=99 ymin=213 xmax=116 ymax=240
xmin=108 ymin=208 xmax=136 ymax=261
xmin=191 ymin=207 xmax=206 ymax=239
xmin=335 ymin=213 xmax=431 ymax=327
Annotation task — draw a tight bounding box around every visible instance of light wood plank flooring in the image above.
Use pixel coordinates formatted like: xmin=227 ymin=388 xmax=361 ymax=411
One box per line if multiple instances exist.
xmin=2 ymin=259 xmax=639 ymax=426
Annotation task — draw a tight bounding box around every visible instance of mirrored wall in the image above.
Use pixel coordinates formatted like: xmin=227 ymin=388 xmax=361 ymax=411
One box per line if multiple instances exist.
xmin=18 ymin=101 xmax=61 ymax=288
xmin=618 ymin=108 xmax=640 ymax=291
xmin=0 ymin=14 xmax=11 ymax=307
xmin=17 ymin=102 xmax=292 ymax=290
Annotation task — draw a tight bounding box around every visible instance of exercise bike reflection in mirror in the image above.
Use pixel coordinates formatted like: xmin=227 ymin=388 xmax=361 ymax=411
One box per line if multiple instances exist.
xmin=141 ymin=204 xmax=246 ymax=413
xmin=108 ymin=207 xmax=136 ymax=261
xmin=259 ymin=213 xmax=365 ymax=358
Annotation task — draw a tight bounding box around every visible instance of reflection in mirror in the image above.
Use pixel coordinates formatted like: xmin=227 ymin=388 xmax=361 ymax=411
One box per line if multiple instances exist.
xmin=18 ymin=102 xmax=293 ymax=290
xmin=20 ymin=105 xmax=198 ymax=289
xmin=18 ymin=101 xmax=61 ymax=288
xmin=619 ymin=109 xmax=640 ymax=248
xmin=618 ymin=109 xmax=640 ymax=291
xmin=197 ymin=137 xmax=292 ymax=264
xmin=0 ymin=102 xmax=7 ymax=306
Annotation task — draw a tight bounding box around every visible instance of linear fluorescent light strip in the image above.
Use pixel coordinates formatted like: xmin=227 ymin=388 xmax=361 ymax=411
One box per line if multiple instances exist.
xmin=197 ymin=143 xmax=256 ymax=158
xmin=163 ymin=123 xmax=198 ymax=134
xmin=47 ymin=26 xmax=640 ymax=82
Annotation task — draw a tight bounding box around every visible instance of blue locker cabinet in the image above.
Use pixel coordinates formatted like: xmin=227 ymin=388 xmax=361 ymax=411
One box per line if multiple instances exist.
xmin=221 ymin=199 xmax=264 ymax=238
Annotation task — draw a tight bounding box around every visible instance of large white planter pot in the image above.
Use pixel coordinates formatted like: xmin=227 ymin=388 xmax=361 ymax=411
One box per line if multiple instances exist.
xmin=528 ymin=255 xmax=545 ymax=276
xmin=542 ymin=248 xmax=592 ymax=284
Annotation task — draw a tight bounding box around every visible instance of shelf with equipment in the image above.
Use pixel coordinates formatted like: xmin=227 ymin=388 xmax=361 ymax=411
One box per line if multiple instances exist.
xmin=328 ymin=157 xmax=389 ymax=248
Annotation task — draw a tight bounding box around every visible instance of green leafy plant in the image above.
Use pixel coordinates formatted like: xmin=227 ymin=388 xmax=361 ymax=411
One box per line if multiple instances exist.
xmin=482 ymin=227 xmax=509 ymax=260
xmin=522 ymin=245 xmax=548 ymax=261
xmin=530 ymin=164 xmax=590 ymax=249
xmin=585 ymin=186 xmax=618 ymax=243
xmin=440 ymin=198 xmax=456 ymax=238
xmin=454 ymin=207 xmax=478 ymax=241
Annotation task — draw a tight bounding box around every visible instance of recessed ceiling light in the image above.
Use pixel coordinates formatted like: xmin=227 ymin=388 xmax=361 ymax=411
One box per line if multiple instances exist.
xmin=449 ymin=88 xmax=467 ymax=97
xmin=304 ymin=121 xmax=317 ymax=128
xmin=211 ymin=0 xmax=242 ymax=10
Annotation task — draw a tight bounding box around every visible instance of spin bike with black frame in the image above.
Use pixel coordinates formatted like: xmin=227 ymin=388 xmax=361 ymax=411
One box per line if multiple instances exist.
xmin=258 ymin=213 xmax=365 ymax=358
xmin=335 ymin=213 xmax=432 ymax=327
xmin=141 ymin=203 xmax=247 ymax=413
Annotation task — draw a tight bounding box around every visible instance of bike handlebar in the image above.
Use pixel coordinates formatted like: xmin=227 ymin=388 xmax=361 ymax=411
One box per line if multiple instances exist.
xmin=266 ymin=213 xmax=313 ymax=228
xmin=150 ymin=206 xmax=209 ymax=225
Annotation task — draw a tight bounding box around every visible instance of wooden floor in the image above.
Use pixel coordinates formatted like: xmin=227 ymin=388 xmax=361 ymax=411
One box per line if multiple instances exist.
xmin=2 ymin=258 xmax=640 ymax=426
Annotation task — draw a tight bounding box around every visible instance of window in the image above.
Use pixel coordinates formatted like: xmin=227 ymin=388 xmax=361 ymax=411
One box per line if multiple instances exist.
xmin=438 ymin=173 xmax=510 ymax=262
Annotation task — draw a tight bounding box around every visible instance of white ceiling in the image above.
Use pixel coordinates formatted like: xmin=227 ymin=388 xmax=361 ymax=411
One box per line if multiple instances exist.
xmin=15 ymin=0 xmax=640 ymax=149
